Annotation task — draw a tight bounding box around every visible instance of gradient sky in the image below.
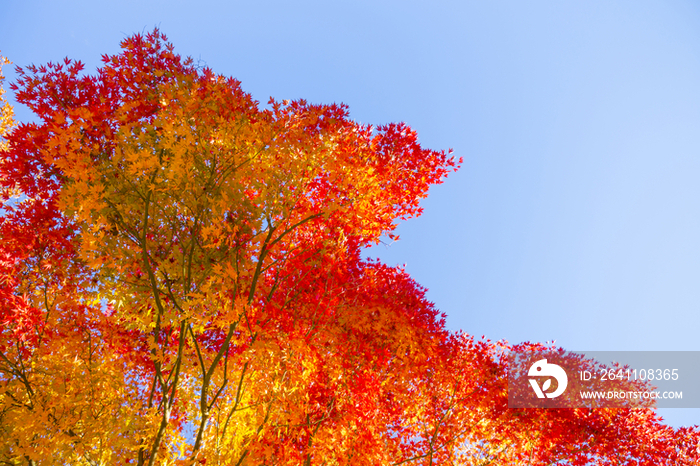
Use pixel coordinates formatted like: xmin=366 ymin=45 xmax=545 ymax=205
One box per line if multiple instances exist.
xmin=2 ymin=0 xmax=699 ymax=427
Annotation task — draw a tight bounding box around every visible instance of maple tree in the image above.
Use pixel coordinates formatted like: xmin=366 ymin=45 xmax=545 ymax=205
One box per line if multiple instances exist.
xmin=1 ymin=34 xmax=698 ymax=465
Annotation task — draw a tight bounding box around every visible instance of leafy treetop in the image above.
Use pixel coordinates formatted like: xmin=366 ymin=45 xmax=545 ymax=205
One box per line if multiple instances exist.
xmin=0 ymin=32 xmax=697 ymax=466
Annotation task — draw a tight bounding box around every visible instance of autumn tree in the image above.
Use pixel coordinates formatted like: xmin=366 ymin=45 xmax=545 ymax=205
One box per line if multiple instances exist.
xmin=0 ymin=33 xmax=698 ymax=465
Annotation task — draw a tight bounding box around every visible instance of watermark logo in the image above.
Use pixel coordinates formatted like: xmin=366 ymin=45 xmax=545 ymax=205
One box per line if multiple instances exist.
xmin=509 ymin=351 xmax=699 ymax=408
xmin=528 ymin=359 xmax=568 ymax=399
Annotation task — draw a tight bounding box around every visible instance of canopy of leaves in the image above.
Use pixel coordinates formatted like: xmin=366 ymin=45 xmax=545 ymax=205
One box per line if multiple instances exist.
xmin=0 ymin=34 xmax=698 ymax=465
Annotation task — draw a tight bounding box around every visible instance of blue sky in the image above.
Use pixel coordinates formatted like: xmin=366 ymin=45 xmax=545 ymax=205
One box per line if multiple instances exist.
xmin=2 ymin=0 xmax=699 ymax=427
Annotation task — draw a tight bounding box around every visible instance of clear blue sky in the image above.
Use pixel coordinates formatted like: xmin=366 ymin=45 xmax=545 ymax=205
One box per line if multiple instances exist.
xmin=3 ymin=0 xmax=699 ymax=427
